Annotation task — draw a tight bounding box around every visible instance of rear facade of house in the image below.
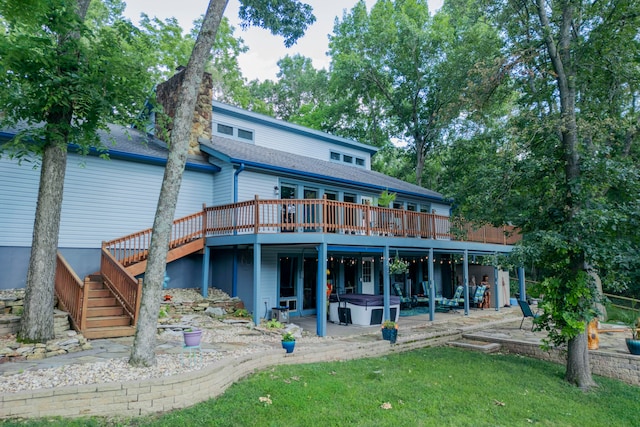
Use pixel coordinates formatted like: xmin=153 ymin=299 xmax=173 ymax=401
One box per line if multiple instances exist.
xmin=0 ymin=71 xmax=518 ymax=336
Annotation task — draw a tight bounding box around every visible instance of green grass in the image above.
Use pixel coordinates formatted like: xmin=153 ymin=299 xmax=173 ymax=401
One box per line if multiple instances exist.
xmin=606 ymin=304 xmax=639 ymax=325
xmin=2 ymin=347 xmax=639 ymax=427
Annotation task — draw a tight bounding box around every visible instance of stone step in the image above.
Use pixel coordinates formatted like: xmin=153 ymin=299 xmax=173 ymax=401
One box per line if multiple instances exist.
xmin=449 ymin=339 xmax=501 ymax=353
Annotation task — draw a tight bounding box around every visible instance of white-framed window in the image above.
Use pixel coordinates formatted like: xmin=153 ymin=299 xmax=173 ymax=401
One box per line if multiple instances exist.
xmin=329 ymin=150 xmax=366 ymax=168
xmin=214 ymin=121 xmax=255 ymax=142
xmin=237 ymin=128 xmax=254 ymax=141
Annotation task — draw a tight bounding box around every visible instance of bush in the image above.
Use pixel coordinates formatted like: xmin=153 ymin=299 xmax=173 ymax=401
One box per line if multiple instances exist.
xmin=265 ymin=319 xmax=284 ymax=329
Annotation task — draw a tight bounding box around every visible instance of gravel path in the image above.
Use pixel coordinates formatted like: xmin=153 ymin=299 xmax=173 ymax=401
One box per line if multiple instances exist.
xmin=0 ymin=288 xmax=324 ymax=394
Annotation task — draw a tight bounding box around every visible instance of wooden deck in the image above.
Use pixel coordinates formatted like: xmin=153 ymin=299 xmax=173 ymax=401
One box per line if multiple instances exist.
xmin=55 ymin=198 xmax=520 ymax=339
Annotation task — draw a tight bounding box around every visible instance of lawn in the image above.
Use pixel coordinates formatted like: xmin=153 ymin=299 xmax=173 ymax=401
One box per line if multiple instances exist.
xmin=2 ymin=347 xmax=639 ymax=427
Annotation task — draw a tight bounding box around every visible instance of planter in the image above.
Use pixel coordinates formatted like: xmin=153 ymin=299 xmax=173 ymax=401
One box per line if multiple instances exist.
xmin=626 ymin=338 xmax=640 ymax=355
xmin=381 ymin=328 xmax=398 ymax=344
xmin=183 ymin=329 xmax=202 ymax=347
xmin=281 ymin=340 xmax=296 ymax=353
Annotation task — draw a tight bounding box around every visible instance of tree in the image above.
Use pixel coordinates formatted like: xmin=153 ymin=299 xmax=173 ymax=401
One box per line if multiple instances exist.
xmin=248 ymin=54 xmax=330 ymax=124
xmin=0 ymin=0 xmax=154 ymax=342
xmin=138 ymin=14 xmax=252 ymax=107
xmin=128 ymin=0 xmax=315 ymax=367
xmin=328 ymin=0 xmax=502 ymax=186
xmin=441 ymin=0 xmax=640 ymax=389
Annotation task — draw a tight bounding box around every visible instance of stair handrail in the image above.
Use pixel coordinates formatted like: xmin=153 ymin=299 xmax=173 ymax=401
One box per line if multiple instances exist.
xmin=54 ymin=251 xmax=87 ymax=332
xmin=100 ymin=247 xmax=142 ymax=325
xmin=103 ymin=210 xmax=205 ymax=266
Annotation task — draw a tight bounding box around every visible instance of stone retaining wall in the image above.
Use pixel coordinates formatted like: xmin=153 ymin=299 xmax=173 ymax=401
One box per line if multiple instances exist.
xmin=467 ymin=334 xmax=640 ymax=386
xmin=0 ymin=337 xmax=410 ymax=419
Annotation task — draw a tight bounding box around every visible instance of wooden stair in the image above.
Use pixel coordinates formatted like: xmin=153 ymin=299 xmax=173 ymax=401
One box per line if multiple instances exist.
xmin=82 ymin=278 xmax=136 ymax=339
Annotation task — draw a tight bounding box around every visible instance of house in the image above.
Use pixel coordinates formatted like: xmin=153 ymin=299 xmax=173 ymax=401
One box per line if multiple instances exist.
xmin=0 ymin=70 xmax=520 ymax=337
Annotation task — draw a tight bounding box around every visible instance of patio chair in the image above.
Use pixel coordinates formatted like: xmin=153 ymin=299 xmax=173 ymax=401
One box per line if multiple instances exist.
xmin=392 ymin=283 xmax=415 ymax=309
xmin=517 ymin=299 xmax=540 ymax=331
xmin=414 ymin=281 xmax=430 ymax=306
xmin=440 ymin=285 xmax=463 ymax=312
xmin=471 ymin=285 xmax=487 ymax=309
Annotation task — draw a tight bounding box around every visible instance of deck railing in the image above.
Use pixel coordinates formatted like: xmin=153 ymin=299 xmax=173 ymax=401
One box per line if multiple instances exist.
xmin=103 ymin=210 xmax=205 ymax=266
xmin=100 ymin=248 xmax=142 ymax=325
xmin=452 ymin=219 xmax=521 ymax=245
xmin=204 ymin=197 xmax=460 ymax=239
xmin=105 ymin=198 xmax=520 ymax=269
xmin=54 ymin=251 xmax=88 ymax=332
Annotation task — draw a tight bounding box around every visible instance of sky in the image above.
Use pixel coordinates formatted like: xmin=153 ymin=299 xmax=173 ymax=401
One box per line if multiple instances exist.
xmin=123 ymin=0 xmax=444 ymax=82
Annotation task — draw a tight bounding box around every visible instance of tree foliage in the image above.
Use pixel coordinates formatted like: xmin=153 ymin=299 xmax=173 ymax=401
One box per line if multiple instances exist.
xmin=0 ymin=0 xmax=154 ymax=342
xmin=439 ymin=0 xmax=640 ymax=389
xmin=248 ymin=54 xmax=330 ymax=124
xmin=138 ymin=13 xmax=252 ymax=106
xmin=327 ymin=0 xmax=502 ymax=185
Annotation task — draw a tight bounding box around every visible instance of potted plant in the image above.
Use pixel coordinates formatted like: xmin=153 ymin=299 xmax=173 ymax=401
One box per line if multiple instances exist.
xmin=626 ymin=317 xmax=640 ymax=355
xmin=183 ymin=328 xmax=202 ymax=347
xmin=389 ymin=252 xmax=409 ymax=276
xmin=281 ymin=331 xmax=296 ymax=353
xmin=381 ymin=320 xmax=398 ymax=344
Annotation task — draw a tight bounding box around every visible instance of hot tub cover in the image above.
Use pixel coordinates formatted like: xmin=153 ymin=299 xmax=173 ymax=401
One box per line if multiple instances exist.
xmin=330 ymin=293 xmax=400 ymax=307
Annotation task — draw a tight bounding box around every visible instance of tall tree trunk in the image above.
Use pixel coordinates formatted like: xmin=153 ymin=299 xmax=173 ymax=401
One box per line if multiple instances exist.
xmin=565 ymin=332 xmax=595 ymax=389
xmin=129 ymin=0 xmax=227 ymax=367
xmin=19 ymin=143 xmax=67 ymax=342
xmin=18 ymin=0 xmax=92 ymax=343
xmin=536 ymin=0 xmax=596 ymax=389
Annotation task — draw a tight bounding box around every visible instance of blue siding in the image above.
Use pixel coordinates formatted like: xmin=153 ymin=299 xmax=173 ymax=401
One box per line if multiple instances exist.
xmin=214 ymin=110 xmax=373 ymax=168
xmin=238 ymin=170 xmax=278 ymax=202
xmin=0 ymin=154 xmax=215 ymax=289
xmin=0 ymin=154 xmax=214 ymax=249
xmin=259 ymin=248 xmax=279 ymax=320
xmin=211 ymin=161 xmax=234 ymax=205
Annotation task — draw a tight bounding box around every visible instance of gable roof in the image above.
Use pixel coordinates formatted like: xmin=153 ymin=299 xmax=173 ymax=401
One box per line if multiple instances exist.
xmin=201 ymin=135 xmax=445 ymax=203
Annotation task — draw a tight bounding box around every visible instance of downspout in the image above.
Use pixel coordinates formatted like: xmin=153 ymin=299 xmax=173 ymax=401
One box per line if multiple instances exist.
xmin=232 ymin=164 xmax=245 ymax=297
xmin=233 ymin=163 xmax=245 ymax=205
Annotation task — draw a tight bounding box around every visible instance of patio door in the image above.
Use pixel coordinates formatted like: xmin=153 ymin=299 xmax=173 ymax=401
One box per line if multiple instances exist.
xmin=303 ymin=187 xmax=318 ymax=231
xmin=302 ymin=254 xmax=318 ymax=314
xmin=278 ymin=256 xmax=299 ymax=314
xmin=361 ymin=257 xmax=375 ymax=294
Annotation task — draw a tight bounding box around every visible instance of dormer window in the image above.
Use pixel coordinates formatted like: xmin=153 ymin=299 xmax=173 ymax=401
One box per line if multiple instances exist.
xmin=238 ymin=129 xmax=253 ymax=141
xmin=217 ymin=123 xmax=233 ymax=135
xmin=329 ymin=150 xmax=366 ymax=168
xmin=214 ymin=122 xmax=254 ymax=142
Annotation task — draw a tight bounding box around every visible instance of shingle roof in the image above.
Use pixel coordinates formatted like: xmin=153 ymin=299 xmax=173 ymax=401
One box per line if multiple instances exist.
xmin=202 ymin=135 xmax=444 ymax=202
xmin=1 ymin=123 xmax=213 ymax=170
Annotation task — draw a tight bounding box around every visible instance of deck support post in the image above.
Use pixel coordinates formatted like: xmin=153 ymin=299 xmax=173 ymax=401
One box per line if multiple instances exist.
xmin=463 ymin=249 xmax=469 ymax=315
xmin=252 ymin=243 xmax=261 ymax=326
xmin=316 ymin=242 xmax=327 ymax=337
xmin=201 ymin=245 xmax=210 ymax=298
xmin=383 ymin=245 xmax=390 ymax=321
xmin=428 ymin=248 xmax=435 ymax=321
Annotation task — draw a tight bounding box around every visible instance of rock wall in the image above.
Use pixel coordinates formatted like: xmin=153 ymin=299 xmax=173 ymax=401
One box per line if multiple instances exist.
xmin=155 ymin=68 xmax=213 ymax=155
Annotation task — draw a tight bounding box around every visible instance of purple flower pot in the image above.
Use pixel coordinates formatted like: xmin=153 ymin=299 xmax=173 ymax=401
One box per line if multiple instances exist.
xmin=183 ymin=329 xmax=202 ymax=347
